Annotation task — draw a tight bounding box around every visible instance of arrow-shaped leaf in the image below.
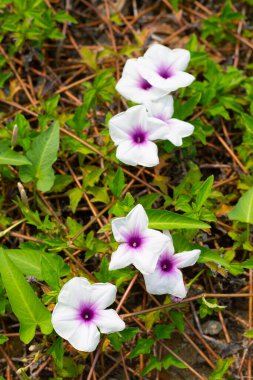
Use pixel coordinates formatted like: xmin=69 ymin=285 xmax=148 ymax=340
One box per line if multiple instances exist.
xmin=228 ymin=187 xmax=253 ymax=224
xmin=0 ymin=149 xmax=31 ymax=166
xmin=0 ymin=248 xmax=53 ymax=343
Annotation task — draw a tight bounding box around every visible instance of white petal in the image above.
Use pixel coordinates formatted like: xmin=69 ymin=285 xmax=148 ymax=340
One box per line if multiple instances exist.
xmin=90 ymin=283 xmax=117 ymax=309
xmin=116 ymin=141 xmax=140 ymax=166
xmin=143 ymin=44 xmax=178 ymax=71
xmin=143 ymin=229 xmax=171 ymax=253
xmin=174 ymin=249 xmax=201 ymax=269
xmin=135 ymin=141 xmax=160 ymax=167
xmin=140 ymin=44 xmax=193 ymax=88
xmin=126 ymin=204 xmax=149 ymax=231
xmin=109 ymin=244 xmax=133 ymax=270
xmin=144 ymin=44 xmax=172 ymax=60
xmin=112 ymin=216 xmax=129 ymax=242
xmin=163 ymin=230 xmax=173 ymax=241
xmin=157 ymin=71 xmax=195 ymax=92
xmin=52 ymin=303 xmax=80 ymax=340
xmin=165 ymin=119 xmax=194 ymax=146
xmin=146 ymin=96 xmax=174 ymax=120
xmin=57 ymin=277 xmax=91 ymax=309
xmin=96 ymin=309 xmax=125 ymax=333
xmin=116 ymin=76 xmax=166 ymax=104
xmin=147 ymin=117 xmax=172 ymax=141
xmin=144 ymin=231 xmax=174 ymax=256
xmin=121 ymin=58 xmax=140 ymax=78
xmin=169 ymin=48 xmax=191 ymax=71
xmin=132 ymin=230 xmax=171 ymax=275
xmin=144 ymin=268 xmax=187 ymax=298
xmin=144 ymin=269 xmax=168 ymax=295
xmin=116 ymin=140 xmax=159 ymax=167
xmin=68 ymin=322 xmax=100 ymax=352
xmin=132 ymin=248 xmax=160 ymax=275
xmin=165 ymin=238 xmax=175 ymax=256
xmin=109 ymin=105 xmax=147 ymax=145
xmin=109 ymin=115 xmax=130 ymax=145
xmin=116 ymin=59 xmax=167 ymax=104
xmin=138 ymin=58 xmax=194 ymax=92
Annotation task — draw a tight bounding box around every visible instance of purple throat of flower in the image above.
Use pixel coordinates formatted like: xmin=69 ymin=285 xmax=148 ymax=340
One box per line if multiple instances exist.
xmin=127 ymin=233 xmax=143 ymax=249
xmin=131 ymin=129 xmax=147 ymax=145
xmin=138 ymin=77 xmax=152 ymax=90
xmin=154 ymin=113 xmax=167 ymax=122
xmin=79 ymin=304 xmax=97 ymax=323
xmin=159 ymin=255 xmax=175 ymax=274
xmin=157 ymin=66 xmax=174 ymax=79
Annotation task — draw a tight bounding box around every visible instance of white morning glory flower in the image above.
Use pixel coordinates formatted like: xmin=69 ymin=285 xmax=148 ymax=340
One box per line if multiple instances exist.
xmin=146 ymin=96 xmax=194 ymax=146
xmin=52 ymin=277 xmax=125 ymax=352
xmin=144 ymin=233 xmax=201 ymax=298
xmin=109 ymin=104 xmax=170 ymax=167
xmin=115 ymin=58 xmax=167 ymax=104
xmin=109 ymin=204 xmax=170 ymax=275
xmin=137 ymin=44 xmax=195 ymax=92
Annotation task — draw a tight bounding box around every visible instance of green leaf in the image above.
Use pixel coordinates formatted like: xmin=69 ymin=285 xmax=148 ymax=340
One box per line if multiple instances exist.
xmin=242 ymin=259 xmax=253 ymax=269
xmin=107 ymin=328 xmax=139 ymax=352
xmin=0 ymin=248 xmax=53 ymax=343
xmin=162 ymin=354 xmax=187 ymax=370
xmin=108 ymin=168 xmax=125 ymax=197
xmin=142 ymin=356 xmax=162 ymax=376
xmin=0 ymin=335 xmax=8 ymax=345
xmin=228 ymin=187 xmax=253 ymax=224
xmin=202 ymin=297 xmax=226 ymax=311
xmin=5 ymin=249 xmax=69 ymax=282
xmin=147 ymin=210 xmax=210 ymax=230
xmin=41 ymin=254 xmax=69 ymax=290
xmin=80 ymin=46 xmax=97 ymax=70
xmin=51 ymin=174 xmax=72 ymax=193
xmin=155 ymin=324 xmax=175 ymax=339
xmin=120 ymin=327 xmax=139 ymax=341
xmin=19 ymin=122 xmax=60 ymax=192
xmin=0 ymin=148 xmax=31 ymax=166
xmin=48 ymin=338 xmax=64 ymax=369
xmin=195 ymin=176 xmax=214 ymax=211
xmin=67 ymin=188 xmax=83 ymax=213
xmin=138 ymin=194 xmax=161 ymax=209
xmin=54 ymin=11 xmax=77 ymax=24
xmin=244 ymin=329 xmax=253 ymax=338
xmin=6 ymin=249 xmax=43 ymax=279
xmin=129 ymin=338 xmax=154 ymax=359
xmin=209 ymin=357 xmax=234 ymax=380
xmin=170 ymin=311 xmax=185 ymax=332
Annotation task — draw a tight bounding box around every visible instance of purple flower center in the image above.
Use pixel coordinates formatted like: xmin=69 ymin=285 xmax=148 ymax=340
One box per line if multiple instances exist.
xmin=131 ymin=129 xmax=147 ymax=144
xmin=139 ymin=77 xmax=152 ymax=90
xmin=128 ymin=235 xmax=142 ymax=249
xmin=158 ymin=66 xmax=173 ymax=79
xmin=159 ymin=257 xmax=175 ymax=273
xmin=79 ymin=306 xmax=95 ymax=323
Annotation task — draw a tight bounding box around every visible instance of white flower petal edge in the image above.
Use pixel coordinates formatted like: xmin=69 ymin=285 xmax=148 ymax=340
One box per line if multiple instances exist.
xmin=97 ymin=309 xmax=125 ymax=333
xmin=112 ymin=204 xmax=148 ymax=242
xmin=109 ymin=204 xmax=171 ymax=274
xmin=144 ymin=268 xmax=187 ymax=298
xmin=115 ymin=58 xmax=167 ymax=104
xmin=137 ymin=44 xmax=195 ymax=92
xmin=52 ymin=277 xmax=125 ymax=352
xmin=146 ymin=96 xmax=194 ymax=146
xmin=146 ymin=96 xmax=174 ymax=120
xmin=174 ymin=249 xmax=201 ymax=268
xmin=143 ymin=236 xmax=201 ymax=298
xmin=109 ymin=105 xmax=169 ymax=167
